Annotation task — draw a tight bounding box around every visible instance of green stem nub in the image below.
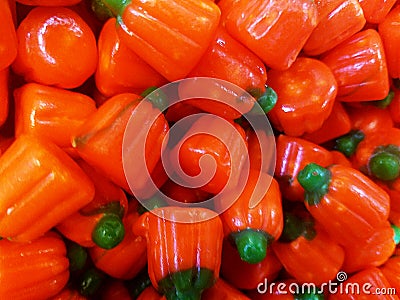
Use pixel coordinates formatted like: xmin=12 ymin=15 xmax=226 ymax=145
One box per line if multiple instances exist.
xmin=392 ymin=224 xmax=400 ymax=245
xmin=248 ymin=85 xmax=278 ymax=115
xmin=158 ymin=268 xmax=215 ymax=300
xmin=372 ymin=90 xmax=395 ymax=108
xmin=231 ymin=229 xmax=270 ymax=264
xmin=67 ymin=242 xmax=88 ymax=272
xmin=138 ymin=195 xmax=168 ymax=215
xmin=295 ymin=291 xmax=325 ymax=300
xmin=141 ymin=86 xmax=169 ymax=112
xmin=101 ymin=0 xmax=130 ymax=16
xmin=91 ymin=0 xmax=114 ymax=21
xmin=334 ymin=130 xmax=365 ymax=157
xmin=79 ymin=268 xmax=105 ymax=297
xmin=369 ymin=147 xmax=400 ymax=181
xmin=280 ymin=212 xmax=316 ymax=243
xmin=92 ymin=213 xmax=125 ymax=249
xmin=297 ymin=163 xmax=331 ymax=206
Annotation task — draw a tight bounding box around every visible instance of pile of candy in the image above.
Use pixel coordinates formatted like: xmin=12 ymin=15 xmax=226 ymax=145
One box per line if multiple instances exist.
xmin=1 ymin=0 xmax=400 ymax=299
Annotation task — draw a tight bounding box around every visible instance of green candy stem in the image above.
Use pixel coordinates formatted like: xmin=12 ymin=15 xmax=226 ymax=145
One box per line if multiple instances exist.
xmin=334 ymin=130 xmax=365 ymax=157
xmin=66 ymin=241 xmax=88 ymax=272
xmin=158 ymin=267 xmax=215 ymax=300
xmin=137 ymin=195 xmax=168 ymax=215
xmin=141 ymin=86 xmax=169 ymax=111
xmin=248 ymin=85 xmax=278 ymax=115
xmin=280 ymin=212 xmax=316 ymax=243
xmin=369 ymin=150 xmax=400 ymax=181
xmin=372 ymin=90 xmax=395 ymax=108
xmin=231 ymin=229 xmax=270 ymax=264
xmin=391 ymin=224 xmax=400 ymax=245
xmin=295 ymin=291 xmax=325 ymax=300
xmin=92 ymin=213 xmax=125 ymax=249
xmin=297 ymin=163 xmax=331 ymax=206
xmin=91 ymin=0 xmax=114 ymax=21
xmin=101 ymin=0 xmax=130 ymax=16
xmin=79 ymin=268 xmax=105 ymax=298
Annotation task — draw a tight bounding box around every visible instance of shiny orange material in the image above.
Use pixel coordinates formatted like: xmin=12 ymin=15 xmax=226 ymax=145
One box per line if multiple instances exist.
xmin=347 ymin=104 xmax=394 ymax=135
xmin=272 ymin=222 xmax=345 ymax=286
xmin=14 ymin=83 xmax=97 ymax=148
xmin=304 ymin=164 xmax=390 ymax=246
xmin=12 ymin=6 xmax=97 ymax=89
xmin=217 ymin=0 xmax=237 ymax=21
xmin=0 ymin=68 xmax=9 ymax=127
xmin=303 ymin=0 xmax=366 ymax=56
xmin=134 ymin=158 xmax=169 ymax=200
xmin=188 ymin=26 xmax=267 ymax=93
xmin=89 ymin=202 xmax=147 ymax=280
xmin=328 ymin=267 xmax=398 ymax=300
xmin=164 ymin=101 xmax=204 ymax=123
xmin=350 ymin=127 xmax=400 ymax=226
xmin=16 ymin=0 xmax=82 ymax=5
xmin=220 ymin=239 xmax=282 ymax=290
xmin=0 ymin=134 xmax=95 ymax=242
xmin=133 ymin=207 xmax=223 ymax=294
xmin=115 ymin=0 xmax=221 ymax=81
xmin=275 ymin=135 xmax=334 ymax=201
xmin=378 ymin=5 xmax=400 ymax=79
xmin=341 ymin=221 xmax=395 ymax=273
xmin=321 ymin=29 xmax=390 ymax=102
xmin=69 ymin=1 xmax=105 ymax=38
xmin=330 ymin=150 xmax=352 ymax=167
xmin=247 ymin=129 xmax=265 ymax=173
xmin=358 ymin=0 xmax=397 ymax=24
xmin=182 ymin=98 xmax=246 ymax=121
xmin=0 ymin=136 xmax=13 ymax=158
xmin=0 ymin=232 xmax=69 ymax=299
xmin=245 ymin=128 xmax=276 ymax=176
xmin=95 ymin=18 xmax=166 ymax=97
xmin=351 ymin=127 xmax=400 ymax=171
xmin=50 ymin=288 xmax=87 ymax=300
xmin=380 ymin=256 xmax=400 ymax=291
xmin=172 ymin=115 xmax=247 ymax=194
xmin=223 ymin=0 xmax=318 ymax=70
xmin=301 ymin=101 xmax=351 ymax=145
xmin=389 ymin=88 xmax=400 ymax=125
xmin=374 ymin=176 xmax=400 ymax=227
xmin=137 ymin=286 xmax=165 ymax=300
xmin=0 ymin=0 xmax=17 ymax=69
xmin=161 ymin=179 xmax=211 ymax=204
xmin=247 ymin=279 xmax=300 ymax=300
xmin=101 ymin=280 xmax=131 ymax=300
xmin=56 ymin=159 xmax=128 ymax=247
xmin=387 ymin=180 xmax=400 ymax=227
xmin=202 ymin=278 xmax=251 ymax=300
xmin=72 ymin=93 xmax=169 ymax=194
xmin=218 ymin=172 xmax=283 ymax=242
xmin=57 ymin=212 xmax=103 ymax=247
xmin=178 ymin=78 xmax=256 ymax=120
xmin=267 ymin=57 xmax=337 ymax=136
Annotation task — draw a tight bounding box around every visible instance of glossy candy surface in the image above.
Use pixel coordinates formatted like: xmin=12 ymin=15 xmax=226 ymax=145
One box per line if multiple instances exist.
xmin=1 ymin=1 xmax=400 ymax=299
